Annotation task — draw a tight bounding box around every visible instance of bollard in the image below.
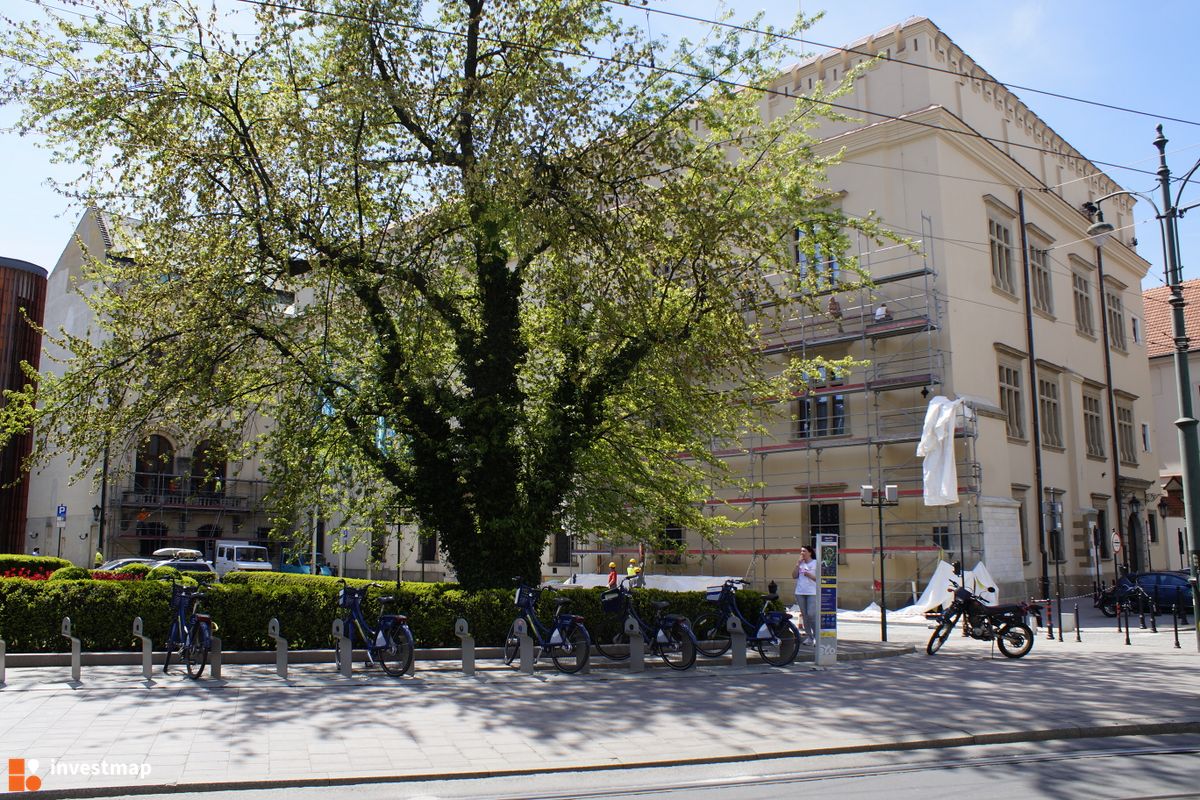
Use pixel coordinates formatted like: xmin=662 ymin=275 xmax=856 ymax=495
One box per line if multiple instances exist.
xmin=625 ymin=616 xmax=644 ymax=673
xmin=1074 ymin=604 xmax=1081 ymax=643
xmin=1150 ymin=605 xmax=1158 ymax=634
xmin=209 ymin=636 xmax=222 ymax=680
xmin=405 ymin=629 xmax=417 ymax=677
xmin=132 ymin=617 xmax=153 ymax=681
xmin=268 ymin=618 xmax=288 ymax=679
xmin=514 ymin=618 xmax=535 ymax=675
xmin=1123 ymin=604 xmax=1131 ymax=646
xmin=455 ymin=618 xmax=475 ymax=677
xmin=61 ymin=617 xmax=81 ymax=683
xmin=1116 ymin=601 xmax=1123 ymax=633
xmin=332 ymin=619 xmax=352 ymax=678
xmin=1138 ymin=593 xmax=1147 ymax=630
xmin=727 ymin=617 xmax=746 ymax=668
xmin=1046 ymin=597 xmax=1055 ymax=640
xmin=1173 ymin=602 xmax=1181 ymax=649
xmin=0 ymin=638 xmax=5 ymax=685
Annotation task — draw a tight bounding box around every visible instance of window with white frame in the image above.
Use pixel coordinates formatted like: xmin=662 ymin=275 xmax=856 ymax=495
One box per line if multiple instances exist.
xmin=1073 ymin=273 xmax=1095 ymax=336
xmin=1131 ymin=316 xmax=1142 ymax=345
xmin=988 ymin=216 xmax=1017 ymax=295
xmin=1106 ymin=287 xmax=1127 ymax=351
xmin=1141 ymin=423 xmax=1152 ymax=453
xmin=999 ymin=361 xmax=1024 ymax=439
xmin=794 ymin=219 xmax=843 ymax=288
xmin=1029 ymin=244 xmax=1053 ymax=314
xmin=1083 ymin=389 xmax=1105 ymax=458
xmin=1117 ymin=401 xmax=1137 ymax=465
xmin=1038 ymin=375 xmax=1064 ymax=448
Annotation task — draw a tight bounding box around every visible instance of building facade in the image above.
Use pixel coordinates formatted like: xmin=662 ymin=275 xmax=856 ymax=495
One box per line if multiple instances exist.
xmin=559 ymin=18 xmax=1164 ymax=606
xmin=0 ymin=256 xmax=47 ymax=554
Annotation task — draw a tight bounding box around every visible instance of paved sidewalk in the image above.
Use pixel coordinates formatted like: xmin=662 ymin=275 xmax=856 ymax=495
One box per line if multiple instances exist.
xmin=1 ymin=624 xmax=1197 ymax=797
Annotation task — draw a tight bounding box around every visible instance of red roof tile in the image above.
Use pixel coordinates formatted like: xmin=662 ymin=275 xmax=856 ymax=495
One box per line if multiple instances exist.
xmin=1142 ymin=279 xmax=1200 ymax=358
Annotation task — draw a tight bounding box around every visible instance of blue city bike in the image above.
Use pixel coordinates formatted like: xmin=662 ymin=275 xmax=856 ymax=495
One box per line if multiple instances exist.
xmin=503 ymin=579 xmax=592 ymax=674
xmin=334 ymin=579 xmax=415 ymax=676
xmin=594 ymin=576 xmax=698 ymax=670
xmin=163 ymin=582 xmax=214 ymax=679
xmin=691 ymin=578 xmax=801 ymax=666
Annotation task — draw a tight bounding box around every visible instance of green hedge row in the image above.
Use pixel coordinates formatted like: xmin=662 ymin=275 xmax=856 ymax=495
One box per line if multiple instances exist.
xmin=0 ymin=554 xmax=73 ymax=576
xmin=0 ymin=572 xmax=774 ymax=653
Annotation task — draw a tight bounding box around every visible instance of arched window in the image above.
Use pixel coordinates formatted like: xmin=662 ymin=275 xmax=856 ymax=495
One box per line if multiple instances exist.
xmin=134 ymin=435 xmax=175 ymax=493
xmin=136 ymin=521 xmax=168 ymax=557
xmin=191 ymin=440 xmax=227 ymax=496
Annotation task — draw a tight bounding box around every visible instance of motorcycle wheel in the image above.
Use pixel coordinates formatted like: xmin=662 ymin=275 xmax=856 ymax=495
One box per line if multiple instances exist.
xmin=926 ymin=610 xmax=959 ymax=655
xmin=997 ymin=622 xmax=1034 ymax=658
xmin=1098 ymin=598 xmax=1117 ymax=618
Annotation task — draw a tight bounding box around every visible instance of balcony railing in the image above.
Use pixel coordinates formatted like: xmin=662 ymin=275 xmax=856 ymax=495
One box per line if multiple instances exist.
xmin=118 ymin=474 xmax=267 ymax=512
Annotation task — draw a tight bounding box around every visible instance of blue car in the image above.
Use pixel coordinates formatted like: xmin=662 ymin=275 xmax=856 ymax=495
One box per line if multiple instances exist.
xmin=281 ymin=553 xmax=333 ymax=576
xmin=1098 ymin=571 xmax=1194 ymax=616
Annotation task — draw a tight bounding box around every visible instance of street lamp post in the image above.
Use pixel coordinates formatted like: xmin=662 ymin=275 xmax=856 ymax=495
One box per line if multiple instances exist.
xmin=861 ymin=483 xmax=898 ymax=642
xmin=1086 ymin=125 xmax=1200 ymax=650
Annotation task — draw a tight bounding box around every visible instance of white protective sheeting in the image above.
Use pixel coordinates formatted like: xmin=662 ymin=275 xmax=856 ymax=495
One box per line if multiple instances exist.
xmin=916 ymin=395 xmax=965 ymax=506
xmin=559 ymin=574 xmax=742 ymax=592
xmin=836 ymin=561 xmax=1000 ymax=619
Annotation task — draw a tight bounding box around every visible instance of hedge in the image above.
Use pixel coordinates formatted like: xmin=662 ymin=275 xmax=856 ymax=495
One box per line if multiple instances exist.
xmin=0 ymin=573 xmax=777 ymax=653
xmin=0 ymin=554 xmax=73 ymax=577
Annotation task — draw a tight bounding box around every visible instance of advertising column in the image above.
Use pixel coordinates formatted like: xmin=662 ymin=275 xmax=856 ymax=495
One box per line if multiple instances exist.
xmin=816 ymin=533 xmax=838 ymax=667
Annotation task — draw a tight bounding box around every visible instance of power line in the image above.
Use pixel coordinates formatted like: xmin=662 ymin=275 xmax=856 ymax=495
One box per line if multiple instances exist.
xmin=225 ymin=0 xmax=1163 ymax=181
xmin=609 ymin=1 xmax=1200 ymax=129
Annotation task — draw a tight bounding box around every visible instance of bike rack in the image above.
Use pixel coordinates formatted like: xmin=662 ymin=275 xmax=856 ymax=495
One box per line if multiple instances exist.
xmin=132 ymin=617 xmax=153 ymax=681
xmin=209 ymin=635 xmax=222 ymax=680
xmin=332 ymin=619 xmax=352 ymax=678
xmin=513 ymin=618 xmax=535 ymax=674
xmin=726 ymin=617 xmax=747 ymax=668
xmin=268 ymin=618 xmax=288 ymax=679
xmin=60 ymin=617 xmax=81 ymax=682
xmin=624 ymin=616 xmax=644 ymax=673
xmin=455 ymin=618 xmax=475 ymax=676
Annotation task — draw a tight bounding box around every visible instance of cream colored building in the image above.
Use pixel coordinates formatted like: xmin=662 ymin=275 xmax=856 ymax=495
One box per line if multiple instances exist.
xmin=574 ymin=17 xmax=1166 ymax=606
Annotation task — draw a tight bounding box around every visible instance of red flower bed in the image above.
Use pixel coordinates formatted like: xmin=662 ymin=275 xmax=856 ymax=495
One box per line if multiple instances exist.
xmin=1 ymin=568 xmax=52 ymax=581
xmin=89 ymin=571 xmax=142 ymax=581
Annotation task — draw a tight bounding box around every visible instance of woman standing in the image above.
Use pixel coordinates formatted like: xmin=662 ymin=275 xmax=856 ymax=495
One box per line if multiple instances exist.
xmin=792 ymin=546 xmax=819 ymax=646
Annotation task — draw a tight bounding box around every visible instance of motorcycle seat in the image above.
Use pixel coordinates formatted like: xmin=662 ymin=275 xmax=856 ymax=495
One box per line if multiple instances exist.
xmin=981 ymin=603 xmax=1026 ymax=614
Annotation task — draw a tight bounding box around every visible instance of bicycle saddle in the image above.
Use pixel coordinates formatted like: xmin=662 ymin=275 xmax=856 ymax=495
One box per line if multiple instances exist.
xmin=379 ymin=595 xmax=395 ymax=604
xmin=554 ymin=597 xmax=571 ymax=607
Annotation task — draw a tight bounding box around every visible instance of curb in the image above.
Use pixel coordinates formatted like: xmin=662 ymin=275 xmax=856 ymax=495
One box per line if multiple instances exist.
xmin=23 ymin=719 xmax=1200 ymax=799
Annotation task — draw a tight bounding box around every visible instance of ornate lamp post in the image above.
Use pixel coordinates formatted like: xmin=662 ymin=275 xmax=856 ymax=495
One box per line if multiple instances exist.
xmin=861 ymin=483 xmax=898 ymax=642
xmin=1086 ymin=125 xmax=1200 ymax=650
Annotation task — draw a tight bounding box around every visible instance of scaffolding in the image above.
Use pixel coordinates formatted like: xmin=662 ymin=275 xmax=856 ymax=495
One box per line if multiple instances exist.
xmin=682 ymin=215 xmax=984 ymax=606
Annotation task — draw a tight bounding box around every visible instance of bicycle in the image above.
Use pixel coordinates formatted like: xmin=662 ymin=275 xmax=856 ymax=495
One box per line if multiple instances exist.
xmin=691 ymin=578 xmax=801 ymax=666
xmin=163 ymin=581 xmax=214 ymax=679
xmin=503 ymin=579 xmax=592 ymax=674
xmin=334 ymin=579 xmax=415 ymax=677
xmin=593 ymin=576 xmax=697 ymax=670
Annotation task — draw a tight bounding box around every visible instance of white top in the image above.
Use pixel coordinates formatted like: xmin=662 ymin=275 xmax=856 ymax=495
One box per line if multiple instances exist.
xmin=794 ymin=558 xmax=818 ymax=596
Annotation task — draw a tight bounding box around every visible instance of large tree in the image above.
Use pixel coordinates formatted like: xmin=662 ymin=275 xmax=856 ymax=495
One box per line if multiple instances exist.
xmin=1 ymin=0 xmax=879 ymax=588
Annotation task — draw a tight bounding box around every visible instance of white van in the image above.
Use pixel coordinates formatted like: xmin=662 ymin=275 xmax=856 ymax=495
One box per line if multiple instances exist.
xmin=213 ymin=540 xmax=273 ymax=578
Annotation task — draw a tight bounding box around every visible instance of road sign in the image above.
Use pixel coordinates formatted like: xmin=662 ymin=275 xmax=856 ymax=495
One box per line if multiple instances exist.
xmin=56 ymin=504 xmax=67 ymax=521
xmin=1112 ymin=532 xmax=1122 ymax=554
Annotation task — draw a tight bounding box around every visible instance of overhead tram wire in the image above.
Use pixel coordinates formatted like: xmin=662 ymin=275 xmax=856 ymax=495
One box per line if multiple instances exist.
xmin=232 ymin=0 xmax=1162 ymax=181
xmin=606 ymin=0 xmax=1200 ymax=129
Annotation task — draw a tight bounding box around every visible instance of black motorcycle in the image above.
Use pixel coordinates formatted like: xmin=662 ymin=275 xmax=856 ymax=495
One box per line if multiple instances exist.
xmin=925 ymin=572 xmax=1041 ymax=659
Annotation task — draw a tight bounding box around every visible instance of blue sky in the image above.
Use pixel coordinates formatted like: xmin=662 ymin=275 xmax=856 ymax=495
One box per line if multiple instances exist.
xmin=3 ymin=0 xmax=1199 ymax=284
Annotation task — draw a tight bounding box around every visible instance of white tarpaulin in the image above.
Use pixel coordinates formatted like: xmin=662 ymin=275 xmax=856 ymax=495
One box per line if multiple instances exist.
xmin=916 ymin=395 xmax=965 ymax=506
xmin=836 ymin=561 xmax=999 ymax=619
xmin=559 ymin=574 xmax=741 ymax=592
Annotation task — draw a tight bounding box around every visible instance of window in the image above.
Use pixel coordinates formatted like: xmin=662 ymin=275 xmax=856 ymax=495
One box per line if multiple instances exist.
xmin=1148 ymin=514 xmax=1159 ymax=544
xmin=794 ymin=367 xmax=847 ymax=439
xmin=988 ymin=217 xmax=1016 ymax=295
xmin=1131 ymin=316 xmax=1142 ymax=345
xmin=551 ymin=530 xmax=572 ymax=565
xmin=134 ymin=434 xmax=175 ymax=494
xmin=1141 ymin=423 xmax=1152 ymax=453
xmin=1015 ymin=491 xmax=1030 ymax=564
xmin=660 ymin=523 xmax=684 ymax=565
xmin=1083 ymin=390 xmax=1105 ymax=458
xmin=1096 ymin=508 xmax=1110 ymax=560
xmin=794 ymin=220 xmax=843 ymax=288
xmin=1105 ymin=287 xmax=1127 ymax=351
xmin=418 ymin=531 xmax=438 ymax=563
xmin=808 ymin=503 xmax=841 ymax=538
xmin=1039 ymin=377 xmax=1063 ymax=448
xmin=998 ymin=363 xmax=1024 ymax=439
xmin=1117 ymin=401 xmax=1137 ymax=465
xmin=1073 ymin=273 xmax=1095 ymax=335
xmin=1029 ymin=245 xmax=1053 ymax=314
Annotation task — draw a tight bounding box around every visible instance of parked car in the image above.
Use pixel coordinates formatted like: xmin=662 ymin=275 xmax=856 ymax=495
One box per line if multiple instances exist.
xmin=213 ymin=540 xmax=273 ymax=578
xmin=149 ymin=547 xmax=217 ymax=579
xmin=1098 ymin=571 xmax=1195 ymax=616
xmin=281 ymin=553 xmax=333 ymax=577
xmin=97 ymin=557 xmax=155 ymax=571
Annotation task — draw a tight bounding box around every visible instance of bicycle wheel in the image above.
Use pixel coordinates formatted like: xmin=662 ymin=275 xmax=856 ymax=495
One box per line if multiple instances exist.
xmin=550 ymin=624 xmax=591 ymax=674
xmin=996 ymin=622 xmax=1034 ymax=659
xmin=593 ymin=627 xmax=632 ymax=661
xmin=756 ymin=620 xmax=800 ymax=667
xmin=503 ymin=620 xmax=520 ymax=666
xmin=379 ymin=625 xmax=415 ymax=677
xmin=184 ymin=623 xmax=208 ymax=680
xmin=926 ymin=611 xmax=959 ymax=655
xmin=162 ymin=621 xmax=179 ymax=674
xmin=656 ymin=623 xmax=697 ymax=671
xmin=692 ymin=611 xmax=731 ymax=657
